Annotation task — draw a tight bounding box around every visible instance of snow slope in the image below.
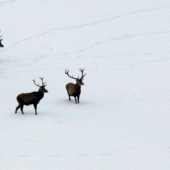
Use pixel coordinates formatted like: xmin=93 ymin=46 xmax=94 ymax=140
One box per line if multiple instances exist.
xmin=0 ymin=0 xmax=170 ymax=169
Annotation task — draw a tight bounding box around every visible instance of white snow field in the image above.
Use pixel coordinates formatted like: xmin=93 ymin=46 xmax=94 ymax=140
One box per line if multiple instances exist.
xmin=0 ymin=0 xmax=170 ymax=169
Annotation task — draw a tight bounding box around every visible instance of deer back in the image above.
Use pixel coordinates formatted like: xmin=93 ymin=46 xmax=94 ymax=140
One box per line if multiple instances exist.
xmin=17 ymin=92 xmax=44 ymax=105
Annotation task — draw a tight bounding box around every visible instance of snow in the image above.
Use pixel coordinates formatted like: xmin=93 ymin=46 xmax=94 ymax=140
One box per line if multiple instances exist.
xmin=0 ymin=0 xmax=170 ymax=169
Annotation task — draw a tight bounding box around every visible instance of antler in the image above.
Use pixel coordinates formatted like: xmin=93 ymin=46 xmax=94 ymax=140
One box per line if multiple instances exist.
xmin=33 ymin=79 xmax=41 ymax=87
xmin=40 ymin=77 xmax=47 ymax=86
xmin=65 ymin=70 xmax=77 ymax=80
xmin=33 ymin=77 xmax=47 ymax=87
xmin=79 ymin=68 xmax=86 ymax=80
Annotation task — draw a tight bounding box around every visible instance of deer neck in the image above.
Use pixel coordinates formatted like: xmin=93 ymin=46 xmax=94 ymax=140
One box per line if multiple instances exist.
xmin=75 ymin=83 xmax=81 ymax=89
xmin=33 ymin=90 xmax=44 ymax=101
xmin=38 ymin=88 xmax=45 ymax=94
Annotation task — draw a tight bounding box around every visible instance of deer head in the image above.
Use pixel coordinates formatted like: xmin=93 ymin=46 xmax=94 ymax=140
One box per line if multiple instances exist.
xmin=0 ymin=31 xmax=4 ymax=47
xmin=33 ymin=77 xmax=48 ymax=93
xmin=65 ymin=68 xmax=86 ymax=86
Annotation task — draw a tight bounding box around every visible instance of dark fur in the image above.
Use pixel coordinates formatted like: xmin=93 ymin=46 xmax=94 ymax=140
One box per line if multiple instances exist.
xmin=0 ymin=40 xmax=4 ymax=47
xmin=65 ymin=69 xmax=86 ymax=104
xmin=66 ymin=83 xmax=82 ymax=104
xmin=0 ymin=31 xmax=4 ymax=47
xmin=15 ymin=85 xmax=48 ymax=115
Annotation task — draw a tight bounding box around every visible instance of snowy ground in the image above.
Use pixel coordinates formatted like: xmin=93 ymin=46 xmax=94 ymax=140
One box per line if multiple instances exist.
xmin=0 ymin=0 xmax=170 ymax=169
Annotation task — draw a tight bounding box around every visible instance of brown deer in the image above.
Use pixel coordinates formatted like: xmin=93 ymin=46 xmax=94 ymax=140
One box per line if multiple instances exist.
xmin=0 ymin=31 xmax=4 ymax=47
xmin=15 ymin=77 xmax=48 ymax=115
xmin=65 ymin=68 xmax=86 ymax=104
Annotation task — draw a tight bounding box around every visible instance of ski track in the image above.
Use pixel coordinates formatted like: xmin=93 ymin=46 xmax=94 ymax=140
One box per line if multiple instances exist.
xmin=1 ymin=5 xmax=169 ymax=73
xmin=1 ymin=29 xmax=170 ymax=74
xmin=2 ymin=29 xmax=170 ymax=57
xmin=1 ymin=52 xmax=170 ymax=74
xmin=129 ymin=57 xmax=170 ymax=67
xmin=0 ymin=56 xmax=45 ymax=71
xmin=0 ymin=147 xmax=170 ymax=160
xmin=3 ymin=30 xmax=168 ymax=64
xmin=1 ymin=6 xmax=169 ymax=51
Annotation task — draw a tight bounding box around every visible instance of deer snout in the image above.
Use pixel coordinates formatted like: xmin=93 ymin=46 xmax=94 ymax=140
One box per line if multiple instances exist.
xmin=43 ymin=87 xmax=48 ymax=93
xmin=45 ymin=89 xmax=48 ymax=93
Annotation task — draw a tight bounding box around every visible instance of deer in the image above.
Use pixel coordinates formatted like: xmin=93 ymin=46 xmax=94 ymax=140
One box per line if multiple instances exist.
xmin=65 ymin=68 xmax=86 ymax=104
xmin=15 ymin=77 xmax=48 ymax=115
xmin=0 ymin=31 xmax=4 ymax=47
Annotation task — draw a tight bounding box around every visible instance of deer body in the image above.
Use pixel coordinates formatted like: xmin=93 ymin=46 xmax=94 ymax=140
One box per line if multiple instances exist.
xmin=15 ymin=78 xmax=48 ymax=115
xmin=16 ymin=91 xmax=44 ymax=106
xmin=66 ymin=83 xmax=81 ymax=103
xmin=65 ymin=69 xmax=86 ymax=104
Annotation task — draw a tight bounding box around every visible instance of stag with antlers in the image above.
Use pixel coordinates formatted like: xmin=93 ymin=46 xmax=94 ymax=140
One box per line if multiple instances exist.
xmin=0 ymin=31 xmax=4 ymax=47
xmin=65 ymin=68 xmax=86 ymax=104
xmin=15 ymin=77 xmax=48 ymax=115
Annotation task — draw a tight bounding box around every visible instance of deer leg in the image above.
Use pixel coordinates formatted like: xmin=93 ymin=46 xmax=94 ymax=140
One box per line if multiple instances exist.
xmin=34 ymin=104 xmax=37 ymax=115
xmin=67 ymin=91 xmax=71 ymax=101
xmin=20 ymin=105 xmax=24 ymax=114
xmin=15 ymin=104 xmax=20 ymax=113
xmin=77 ymin=95 xmax=80 ymax=103
xmin=74 ymin=96 xmax=77 ymax=104
xmin=68 ymin=95 xmax=71 ymax=101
